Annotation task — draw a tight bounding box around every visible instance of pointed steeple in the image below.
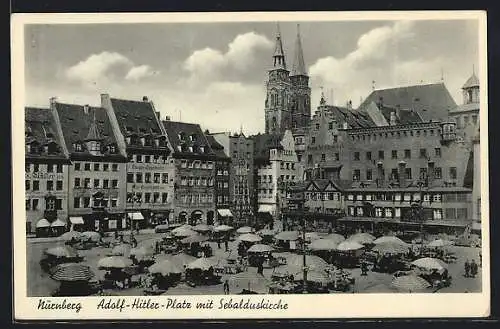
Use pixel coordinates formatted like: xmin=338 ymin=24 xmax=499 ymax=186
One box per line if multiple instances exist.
xmin=85 ymin=108 xmax=103 ymax=141
xmin=291 ymin=24 xmax=307 ymax=76
xmin=272 ymin=23 xmax=287 ymax=70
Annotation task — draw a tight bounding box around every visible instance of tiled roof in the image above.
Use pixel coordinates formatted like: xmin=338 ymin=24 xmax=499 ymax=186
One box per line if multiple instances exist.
xmin=111 ymin=98 xmax=163 ymax=137
xmin=205 ymin=134 xmax=230 ymax=160
xmin=450 ymin=103 xmax=479 ymax=113
xmin=379 ymin=105 xmax=423 ymax=125
xmin=25 ymin=107 xmax=68 ymax=161
xmin=55 ymin=103 xmax=125 ymax=160
xmin=251 ymin=132 xmax=284 ymax=162
xmin=322 ymin=106 xmax=374 ymax=129
xmin=162 ymin=120 xmax=215 ymax=158
xmin=359 ymin=83 xmax=457 ymax=121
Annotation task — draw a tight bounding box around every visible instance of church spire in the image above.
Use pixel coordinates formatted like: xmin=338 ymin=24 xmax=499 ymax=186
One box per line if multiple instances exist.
xmin=291 ymin=24 xmax=307 ymax=76
xmin=272 ymin=22 xmax=287 ymax=70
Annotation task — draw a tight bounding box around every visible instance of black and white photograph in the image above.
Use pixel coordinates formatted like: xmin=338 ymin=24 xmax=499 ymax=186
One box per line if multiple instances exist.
xmin=12 ymin=11 xmax=489 ymax=319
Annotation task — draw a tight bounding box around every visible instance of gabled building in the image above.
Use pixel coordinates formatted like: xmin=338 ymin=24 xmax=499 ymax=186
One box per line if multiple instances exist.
xmin=162 ymin=119 xmax=216 ymax=225
xmin=101 ymin=95 xmax=175 ymax=229
xmin=211 ymin=131 xmax=254 ymax=225
xmin=252 ymin=129 xmax=299 ymax=224
xmin=54 ymin=100 xmax=128 ymax=232
xmin=25 ymin=106 xmax=71 ymax=234
xmin=205 ymin=134 xmax=232 ymax=224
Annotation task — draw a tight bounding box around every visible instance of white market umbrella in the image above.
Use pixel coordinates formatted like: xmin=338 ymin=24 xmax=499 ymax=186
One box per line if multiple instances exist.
xmin=427 ymin=239 xmax=454 ymax=248
xmin=213 ymin=225 xmax=234 ymax=232
xmin=391 ymin=275 xmax=431 ymax=292
xmin=308 ymin=238 xmax=339 ymax=251
xmin=247 ymin=244 xmax=275 ymax=253
xmin=411 ymin=257 xmax=448 ymax=271
xmin=374 ymin=236 xmax=408 ymax=246
xmin=236 ymin=226 xmax=254 ymax=234
xmin=336 ymin=241 xmax=364 ymax=251
xmin=238 ymin=233 xmax=262 ymax=243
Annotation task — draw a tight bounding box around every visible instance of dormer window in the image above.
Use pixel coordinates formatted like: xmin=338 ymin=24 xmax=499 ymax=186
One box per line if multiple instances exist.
xmin=74 ymin=143 xmax=83 ymax=152
xmin=188 ymin=146 xmax=193 ymax=152
xmin=177 ymin=145 xmax=182 ymax=152
xmin=154 ymin=138 xmax=160 ymax=147
xmin=87 ymin=141 xmax=101 ymax=156
xmin=140 ymin=137 xmax=146 ymax=146
xmin=178 ymin=132 xmax=185 ymax=141
xmin=125 ymin=136 xmax=131 ymax=144
xmin=190 ymin=134 xmax=197 ymax=142
xmin=47 ymin=142 xmax=58 ymax=154
xmin=108 ymin=145 xmax=116 ymax=153
xmin=200 ymin=146 xmax=205 ymax=153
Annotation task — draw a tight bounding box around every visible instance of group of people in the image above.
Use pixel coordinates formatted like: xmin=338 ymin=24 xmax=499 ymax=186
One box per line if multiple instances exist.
xmin=464 ymin=259 xmax=479 ymax=278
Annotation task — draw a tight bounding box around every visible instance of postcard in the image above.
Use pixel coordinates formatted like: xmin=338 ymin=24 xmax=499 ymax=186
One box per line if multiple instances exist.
xmin=11 ymin=11 xmax=489 ymax=320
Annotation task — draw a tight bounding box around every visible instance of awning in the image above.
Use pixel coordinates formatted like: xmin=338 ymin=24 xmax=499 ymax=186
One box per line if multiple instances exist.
xmin=128 ymin=212 xmax=144 ymax=220
xmin=36 ymin=218 xmax=51 ymax=228
xmin=217 ymin=209 xmax=233 ymax=217
xmin=69 ymin=216 xmax=84 ymax=225
xmin=51 ymin=219 xmax=67 ymax=227
xmin=258 ymin=204 xmax=276 ymax=214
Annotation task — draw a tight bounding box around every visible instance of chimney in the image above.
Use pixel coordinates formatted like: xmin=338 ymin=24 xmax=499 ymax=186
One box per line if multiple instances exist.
xmin=165 ymin=115 xmax=171 ymax=121
xmin=390 ymin=111 xmax=397 ymax=126
xmin=346 ymin=100 xmax=352 ymax=110
xmin=398 ymin=161 xmax=407 ymax=187
xmin=83 ymin=104 xmax=90 ymax=115
xmin=377 ymin=162 xmax=384 ymax=187
xmin=142 ymin=96 xmax=149 ymax=102
xmin=427 ymin=160 xmax=435 ymax=187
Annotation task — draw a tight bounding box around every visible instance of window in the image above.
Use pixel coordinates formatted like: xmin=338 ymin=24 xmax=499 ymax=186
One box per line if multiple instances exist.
xmin=356 ymin=194 xmax=363 ymax=201
xmin=127 ymin=173 xmax=134 ymax=183
xmin=34 ymin=164 xmax=39 ymax=172
xmin=162 ymin=173 xmax=168 ymax=183
xmin=433 ymin=194 xmax=442 ymax=202
xmin=111 ymin=199 xmax=118 ymax=207
xmin=328 ymin=122 xmax=333 ymax=130
xmin=84 ymin=178 xmax=90 ymax=188
xmin=413 ymin=193 xmax=421 ymax=202
xmin=136 ymin=155 xmax=143 ymax=163
xmin=333 ymin=135 xmax=338 ymax=143
xmin=366 ymin=152 xmax=372 ymax=160
xmin=32 ymin=199 xmax=39 ymax=210
xmin=391 ymin=150 xmax=398 ymax=159
xmin=385 ymin=208 xmax=393 ymax=218
xmin=354 ymin=152 xmax=360 ymax=161
xmin=145 ymin=155 xmax=151 ymax=163
xmin=74 ymin=163 xmax=81 ymax=171
xmin=348 ymin=207 xmax=355 ymax=216
xmin=352 ymin=169 xmax=360 ymax=181
xmin=136 ymin=173 xmax=142 ymax=183
xmin=394 ymin=193 xmax=401 ymax=201
xmin=395 ymin=208 xmax=401 ymax=218
xmin=356 ymin=207 xmax=364 ymax=216
xmin=111 ymin=179 xmax=118 ymax=188
xmin=93 ymin=179 xmax=100 ymax=188
xmin=472 ymin=115 xmax=478 ymax=125
xmin=311 ymin=137 xmax=316 ymax=144
xmin=94 ymin=163 xmax=100 ymax=171
xmin=55 ymin=199 xmax=62 ymax=210
xmin=83 ymin=197 xmax=90 ymax=208
xmin=84 ymin=163 xmax=91 ymax=171
xmin=112 ymin=164 xmax=118 ymax=172
xmin=47 ymin=164 xmax=54 ymax=173
xmin=449 ymin=167 xmax=457 ymax=180
xmin=162 ymin=193 xmax=168 ymax=203
xmin=321 ymin=154 xmax=326 ymax=162
xmin=103 ymin=179 xmax=109 ymax=189
xmin=434 ymin=167 xmax=442 ymax=179
xmin=419 ymin=168 xmax=428 ymax=180
xmin=391 ymin=168 xmax=399 ymax=180
xmin=153 ymin=173 xmax=160 ymax=183
xmin=74 ymin=197 xmax=80 ymax=208
xmin=145 ymin=173 xmax=151 ymax=183
xmin=445 ymin=208 xmax=456 ymax=219
xmin=56 ymin=180 xmax=63 ymax=190
xmin=404 ymin=149 xmax=411 ymax=159
xmin=366 ymin=169 xmax=373 ymax=181
xmin=404 ymin=193 xmax=411 ymax=201
xmin=145 ymin=193 xmax=151 ymax=203
xmin=375 ymin=208 xmax=383 ymax=217
xmin=433 ymin=209 xmax=443 ymax=220
xmin=378 ymin=150 xmax=384 ymax=159
xmin=435 ymin=148 xmax=442 ymax=158
xmin=102 ymin=163 xmax=109 ymax=171
xmin=47 ymin=181 xmax=54 ymax=191
xmin=315 ymin=123 xmax=320 ymax=130
xmin=25 ymin=180 xmax=30 ymax=191
xmin=405 ymin=168 xmax=412 ymax=180
xmin=181 ymin=160 xmax=187 ymax=168
xmin=419 ymin=148 xmax=427 ymax=158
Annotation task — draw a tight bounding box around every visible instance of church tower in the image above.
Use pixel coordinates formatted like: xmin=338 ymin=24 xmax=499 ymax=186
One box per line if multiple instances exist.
xmin=265 ymin=24 xmax=293 ymax=135
xmin=290 ymin=24 xmax=311 ymax=131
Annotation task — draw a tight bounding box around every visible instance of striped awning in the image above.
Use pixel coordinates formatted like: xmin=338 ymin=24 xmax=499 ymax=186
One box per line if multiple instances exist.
xmin=69 ymin=216 xmax=84 ymax=225
xmin=128 ymin=212 xmax=144 ymax=220
xmin=217 ymin=209 xmax=233 ymax=217
xmin=36 ymin=218 xmax=51 ymax=228
xmin=51 ymin=219 xmax=67 ymax=227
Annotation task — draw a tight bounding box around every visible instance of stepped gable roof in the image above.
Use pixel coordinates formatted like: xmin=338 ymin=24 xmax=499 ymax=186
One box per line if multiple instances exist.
xmin=162 ymin=120 xmax=215 ymax=158
xmin=110 ymin=98 xmax=163 ymax=137
xmin=251 ymin=132 xmax=284 ymax=162
xmin=324 ymin=106 xmax=374 ymax=128
xmin=205 ymin=134 xmax=230 ymax=161
xmin=55 ymin=102 xmax=124 ymax=160
xmin=378 ymin=105 xmax=423 ymax=125
xmin=25 ymin=107 xmax=68 ymax=160
xmin=359 ymin=83 xmax=457 ymax=121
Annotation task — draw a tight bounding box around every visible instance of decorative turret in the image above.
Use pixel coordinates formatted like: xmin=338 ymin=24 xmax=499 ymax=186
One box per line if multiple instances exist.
xmin=272 ymin=23 xmax=287 ymax=70
xmin=85 ymin=109 xmax=103 ymax=156
xmin=462 ymin=66 xmax=480 ymax=105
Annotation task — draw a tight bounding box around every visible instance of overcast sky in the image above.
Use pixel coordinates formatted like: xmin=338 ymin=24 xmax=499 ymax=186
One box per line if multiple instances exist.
xmin=24 ymin=19 xmax=479 ymax=135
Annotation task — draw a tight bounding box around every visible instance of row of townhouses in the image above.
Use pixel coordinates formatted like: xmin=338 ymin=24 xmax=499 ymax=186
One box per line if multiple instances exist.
xmin=25 ymin=25 xmax=481 ymax=235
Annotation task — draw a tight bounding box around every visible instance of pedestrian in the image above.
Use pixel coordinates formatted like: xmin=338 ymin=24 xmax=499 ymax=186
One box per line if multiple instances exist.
xmin=464 ymin=259 xmax=470 ymax=277
xmin=114 ymin=230 xmax=119 ymax=240
xmin=225 ymin=239 xmax=229 ymax=252
xmin=217 ymin=239 xmax=221 ymax=249
xmin=470 ymin=259 xmax=478 ymax=278
xmin=223 ymin=280 xmax=230 ymax=295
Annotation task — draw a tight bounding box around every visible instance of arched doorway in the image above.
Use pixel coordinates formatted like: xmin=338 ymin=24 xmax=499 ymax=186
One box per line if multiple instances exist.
xmin=206 ymin=210 xmax=215 ymax=225
xmin=178 ymin=211 xmax=188 ymax=224
xmin=190 ymin=210 xmax=203 ymax=225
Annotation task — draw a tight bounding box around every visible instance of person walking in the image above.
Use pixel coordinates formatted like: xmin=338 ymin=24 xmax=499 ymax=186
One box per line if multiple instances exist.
xmin=464 ymin=259 xmax=470 ymax=277
xmin=224 ymin=239 xmax=229 ymax=252
xmin=223 ymin=280 xmax=230 ymax=295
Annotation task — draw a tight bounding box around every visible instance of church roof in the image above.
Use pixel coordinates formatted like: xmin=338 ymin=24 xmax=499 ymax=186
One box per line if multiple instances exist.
xmin=251 ymin=132 xmax=284 ymax=162
xmin=463 ymin=72 xmax=479 ymax=89
xmin=291 ymin=25 xmax=307 ymax=76
xmin=359 ymin=83 xmax=457 ymax=121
